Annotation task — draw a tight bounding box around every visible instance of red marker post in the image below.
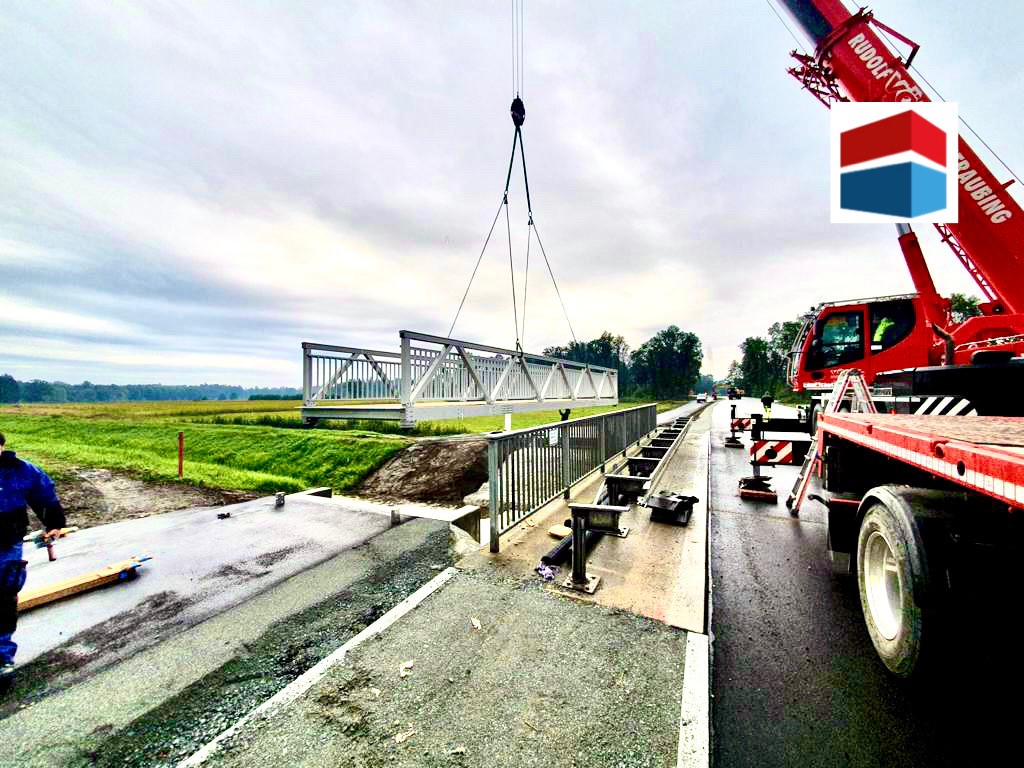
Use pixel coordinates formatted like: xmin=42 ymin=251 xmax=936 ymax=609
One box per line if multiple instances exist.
xmin=178 ymin=431 xmax=184 ymax=479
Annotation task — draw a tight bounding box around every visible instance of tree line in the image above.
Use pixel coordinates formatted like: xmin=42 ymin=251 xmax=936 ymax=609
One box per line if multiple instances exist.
xmin=544 ymin=326 xmax=710 ymax=399
xmin=0 ymin=375 xmax=301 ymax=404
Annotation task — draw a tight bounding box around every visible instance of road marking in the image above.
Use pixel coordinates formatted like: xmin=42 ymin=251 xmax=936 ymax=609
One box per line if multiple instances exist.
xmin=677 ymin=631 xmax=710 ymax=768
xmin=177 ymin=566 xmax=459 ymax=767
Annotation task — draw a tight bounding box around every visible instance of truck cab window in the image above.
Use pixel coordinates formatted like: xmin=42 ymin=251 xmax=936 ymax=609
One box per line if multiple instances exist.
xmin=870 ymin=299 xmax=916 ymax=353
xmin=808 ymin=310 xmax=864 ymax=369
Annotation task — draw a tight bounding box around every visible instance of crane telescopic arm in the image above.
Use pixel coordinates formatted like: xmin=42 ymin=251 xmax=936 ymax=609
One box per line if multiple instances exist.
xmin=780 ymin=0 xmax=1024 ymax=317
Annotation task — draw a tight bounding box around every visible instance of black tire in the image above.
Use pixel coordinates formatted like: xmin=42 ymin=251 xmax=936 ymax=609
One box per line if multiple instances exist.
xmin=809 ymin=403 xmax=821 ymax=436
xmin=856 ymin=496 xmax=932 ymax=677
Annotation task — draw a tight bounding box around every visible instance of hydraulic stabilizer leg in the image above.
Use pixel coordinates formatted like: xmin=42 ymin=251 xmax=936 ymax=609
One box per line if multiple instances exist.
xmin=725 ymin=404 xmax=744 ymax=448
xmin=738 ymin=461 xmax=778 ymax=502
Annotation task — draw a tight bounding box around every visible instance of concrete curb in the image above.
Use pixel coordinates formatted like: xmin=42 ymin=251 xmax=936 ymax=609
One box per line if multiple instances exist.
xmin=677 ymin=401 xmax=715 ymax=768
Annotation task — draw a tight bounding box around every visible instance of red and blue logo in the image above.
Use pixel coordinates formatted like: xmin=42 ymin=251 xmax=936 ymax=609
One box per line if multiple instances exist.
xmin=830 ymin=103 xmax=958 ymax=224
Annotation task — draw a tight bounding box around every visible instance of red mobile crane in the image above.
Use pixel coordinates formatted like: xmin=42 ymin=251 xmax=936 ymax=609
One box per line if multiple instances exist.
xmin=779 ymin=0 xmax=1024 ymax=410
xmin=757 ymin=0 xmax=1024 ymax=677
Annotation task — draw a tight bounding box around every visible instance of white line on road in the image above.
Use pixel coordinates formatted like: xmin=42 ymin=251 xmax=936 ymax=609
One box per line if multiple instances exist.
xmin=677 ymin=632 xmax=710 ymax=768
xmin=177 ymin=566 xmax=459 ymax=767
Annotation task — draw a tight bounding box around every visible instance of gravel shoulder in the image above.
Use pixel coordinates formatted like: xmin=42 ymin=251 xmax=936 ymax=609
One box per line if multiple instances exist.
xmin=203 ymin=569 xmax=688 ymax=768
xmin=0 ymin=519 xmax=453 ymax=768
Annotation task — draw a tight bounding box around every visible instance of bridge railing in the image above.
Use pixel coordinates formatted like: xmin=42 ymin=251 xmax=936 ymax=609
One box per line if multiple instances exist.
xmin=303 ymin=331 xmax=619 ymax=409
xmin=486 ymin=403 xmax=657 ymax=552
xmin=399 ymin=331 xmax=617 ymax=407
xmin=302 ymin=343 xmax=402 ymax=406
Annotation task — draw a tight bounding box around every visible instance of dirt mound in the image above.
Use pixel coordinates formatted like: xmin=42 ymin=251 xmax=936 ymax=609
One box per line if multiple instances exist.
xmin=358 ymin=438 xmax=487 ymax=505
xmin=55 ymin=467 xmax=256 ymax=530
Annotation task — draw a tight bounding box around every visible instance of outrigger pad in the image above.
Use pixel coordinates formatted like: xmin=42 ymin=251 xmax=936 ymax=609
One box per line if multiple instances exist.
xmin=646 ymin=491 xmax=699 ymax=526
xmin=738 ymin=475 xmax=778 ymax=503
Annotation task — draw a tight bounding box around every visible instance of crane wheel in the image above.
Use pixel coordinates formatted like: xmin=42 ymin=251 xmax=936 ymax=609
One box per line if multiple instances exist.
xmin=856 ymin=490 xmax=933 ymax=678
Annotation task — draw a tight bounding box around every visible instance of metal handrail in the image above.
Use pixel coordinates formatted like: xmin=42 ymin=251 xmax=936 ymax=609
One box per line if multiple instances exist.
xmin=486 ymin=403 xmax=657 ymax=552
xmin=400 ymin=330 xmax=617 ymax=373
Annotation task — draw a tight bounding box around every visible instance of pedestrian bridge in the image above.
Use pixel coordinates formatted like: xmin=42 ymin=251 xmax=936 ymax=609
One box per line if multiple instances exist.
xmin=301 ymin=331 xmax=618 ymax=426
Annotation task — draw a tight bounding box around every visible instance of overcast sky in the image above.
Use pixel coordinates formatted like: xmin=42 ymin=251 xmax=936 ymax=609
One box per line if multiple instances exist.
xmin=2 ymin=1 xmax=1022 ymax=386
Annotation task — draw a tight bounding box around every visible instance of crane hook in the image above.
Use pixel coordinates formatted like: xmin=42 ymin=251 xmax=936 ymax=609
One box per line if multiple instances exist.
xmin=511 ymin=96 xmax=525 ymax=127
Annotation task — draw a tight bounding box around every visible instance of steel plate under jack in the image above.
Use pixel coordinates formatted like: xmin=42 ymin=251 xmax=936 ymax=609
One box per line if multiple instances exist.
xmin=738 ymin=474 xmax=778 ymax=502
xmin=563 ymin=573 xmax=601 ymax=594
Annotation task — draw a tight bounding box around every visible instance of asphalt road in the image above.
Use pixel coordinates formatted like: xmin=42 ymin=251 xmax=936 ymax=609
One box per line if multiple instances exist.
xmin=709 ymin=398 xmax=1024 ymax=768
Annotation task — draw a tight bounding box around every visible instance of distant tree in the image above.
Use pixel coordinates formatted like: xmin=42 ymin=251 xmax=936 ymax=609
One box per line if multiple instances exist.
xmin=950 ymin=293 xmax=983 ymax=324
xmin=696 ymin=373 xmax=715 ymax=393
xmin=740 ymin=337 xmax=773 ymax=397
xmin=545 ymin=331 xmax=633 ymax=394
xmin=630 ymin=326 xmax=703 ymax=399
xmin=20 ymin=380 xmax=54 ymax=403
xmin=725 ymin=360 xmax=742 ymax=386
xmin=0 ymin=374 xmax=19 ymax=403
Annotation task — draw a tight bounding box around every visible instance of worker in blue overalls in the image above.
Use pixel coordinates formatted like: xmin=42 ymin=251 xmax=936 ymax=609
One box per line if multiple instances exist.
xmin=0 ymin=432 xmax=65 ymax=693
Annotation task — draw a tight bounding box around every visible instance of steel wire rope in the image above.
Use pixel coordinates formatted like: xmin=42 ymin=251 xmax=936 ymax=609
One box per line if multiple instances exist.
xmin=505 ymin=196 xmax=521 ymax=349
xmin=872 ymin=25 xmax=1024 ymax=189
xmin=764 ymin=0 xmax=811 ymax=56
xmin=521 ymin=222 xmax=532 ymax=347
xmin=531 ymin=219 xmax=578 ymax=346
xmin=447 ymin=198 xmax=505 ymax=338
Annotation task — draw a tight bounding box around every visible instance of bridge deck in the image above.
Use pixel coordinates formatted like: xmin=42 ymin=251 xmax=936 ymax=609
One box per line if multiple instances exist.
xmin=301 ymin=397 xmax=614 ymax=423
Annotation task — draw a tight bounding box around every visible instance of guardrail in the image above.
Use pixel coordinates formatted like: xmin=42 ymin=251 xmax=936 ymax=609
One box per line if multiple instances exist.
xmin=486 ymin=403 xmax=657 ymax=552
xmin=303 ymin=331 xmax=618 ymax=424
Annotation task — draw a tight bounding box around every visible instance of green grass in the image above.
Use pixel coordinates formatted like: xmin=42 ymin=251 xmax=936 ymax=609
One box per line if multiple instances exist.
xmin=0 ymin=415 xmax=406 ymax=494
xmin=0 ymin=397 xmax=679 ymax=495
xmin=197 ymin=400 xmax=678 ymax=436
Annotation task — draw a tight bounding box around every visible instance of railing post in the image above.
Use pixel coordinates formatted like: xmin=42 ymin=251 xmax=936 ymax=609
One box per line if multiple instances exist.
xmin=561 ymin=422 xmax=571 ymax=500
xmin=400 ymin=333 xmax=413 ymax=426
xmin=600 ymin=413 xmax=607 ymax=473
xmin=488 ymin=439 xmax=500 ymax=553
xmin=302 ymin=343 xmax=313 ymax=406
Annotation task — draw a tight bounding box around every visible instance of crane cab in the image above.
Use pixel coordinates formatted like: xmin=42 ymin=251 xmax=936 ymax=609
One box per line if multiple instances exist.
xmin=788 ymin=294 xmax=936 ymax=392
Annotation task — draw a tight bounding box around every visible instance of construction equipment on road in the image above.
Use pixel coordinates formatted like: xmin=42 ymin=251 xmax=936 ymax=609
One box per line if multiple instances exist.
xmin=777 ymin=0 xmax=1024 ymax=407
xmin=17 ymin=556 xmax=153 ymax=613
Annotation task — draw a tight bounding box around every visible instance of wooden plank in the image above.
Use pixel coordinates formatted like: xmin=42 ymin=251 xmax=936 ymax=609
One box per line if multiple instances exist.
xmin=18 ymin=557 xmax=151 ymax=612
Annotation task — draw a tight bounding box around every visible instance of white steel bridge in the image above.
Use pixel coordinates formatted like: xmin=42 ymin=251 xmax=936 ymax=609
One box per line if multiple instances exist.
xmin=301 ymin=331 xmax=618 ymax=426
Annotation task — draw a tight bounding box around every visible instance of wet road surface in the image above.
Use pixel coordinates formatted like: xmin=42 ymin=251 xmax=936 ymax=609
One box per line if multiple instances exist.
xmin=709 ymin=398 xmax=1024 ymax=768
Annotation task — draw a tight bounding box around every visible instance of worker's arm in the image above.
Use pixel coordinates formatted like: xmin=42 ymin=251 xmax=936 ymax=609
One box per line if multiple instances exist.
xmin=25 ymin=466 xmax=66 ymax=535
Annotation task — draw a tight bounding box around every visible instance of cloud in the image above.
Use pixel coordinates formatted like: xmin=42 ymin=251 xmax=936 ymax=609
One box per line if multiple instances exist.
xmin=1 ymin=1 xmax=1020 ymax=385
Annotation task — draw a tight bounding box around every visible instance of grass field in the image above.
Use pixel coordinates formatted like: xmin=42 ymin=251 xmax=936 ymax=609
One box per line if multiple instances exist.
xmin=0 ymin=398 xmax=680 ymax=495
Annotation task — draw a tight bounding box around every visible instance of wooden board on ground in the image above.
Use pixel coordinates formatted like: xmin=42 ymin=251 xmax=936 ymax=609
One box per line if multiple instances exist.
xmin=18 ymin=557 xmax=151 ymax=612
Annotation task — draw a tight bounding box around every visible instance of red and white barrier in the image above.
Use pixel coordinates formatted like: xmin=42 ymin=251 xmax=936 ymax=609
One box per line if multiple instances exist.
xmin=750 ymin=440 xmax=796 ymax=465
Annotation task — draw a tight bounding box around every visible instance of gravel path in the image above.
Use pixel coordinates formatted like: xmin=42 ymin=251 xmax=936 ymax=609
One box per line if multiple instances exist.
xmin=202 ymin=569 xmax=688 ymax=768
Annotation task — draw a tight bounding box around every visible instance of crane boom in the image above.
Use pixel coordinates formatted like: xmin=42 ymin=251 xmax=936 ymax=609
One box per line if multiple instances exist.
xmin=780 ymin=0 xmax=1024 ymax=316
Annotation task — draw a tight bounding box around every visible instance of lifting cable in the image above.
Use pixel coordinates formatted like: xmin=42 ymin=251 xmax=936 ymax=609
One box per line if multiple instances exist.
xmin=448 ymin=0 xmax=580 ymax=356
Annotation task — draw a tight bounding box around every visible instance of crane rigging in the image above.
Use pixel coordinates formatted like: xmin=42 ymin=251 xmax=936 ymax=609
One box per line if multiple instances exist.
xmin=448 ymin=0 xmax=578 ymax=356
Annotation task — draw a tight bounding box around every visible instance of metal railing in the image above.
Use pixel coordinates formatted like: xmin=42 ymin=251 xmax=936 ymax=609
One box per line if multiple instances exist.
xmin=302 ymin=343 xmax=401 ymax=405
xmin=303 ymin=331 xmax=618 ymax=411
xmin=487 ymin=403 xmax=657 ymax=552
